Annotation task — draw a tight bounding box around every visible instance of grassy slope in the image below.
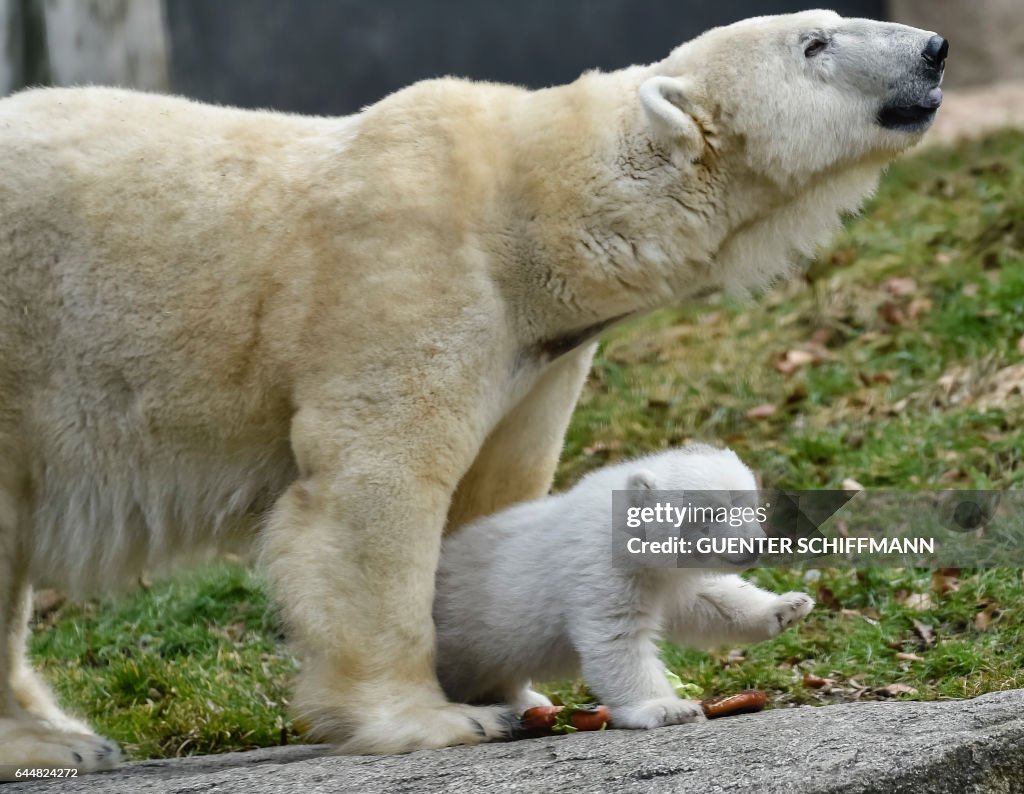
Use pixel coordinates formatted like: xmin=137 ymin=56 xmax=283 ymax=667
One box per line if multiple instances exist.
xmin=30 ymin=131 xmax=1024 ymax=758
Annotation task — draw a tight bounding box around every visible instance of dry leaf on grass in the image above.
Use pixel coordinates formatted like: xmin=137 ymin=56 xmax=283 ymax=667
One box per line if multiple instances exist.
xmin=582 ymin=440 xmax=623 ymax=457
xmin=774 ymin=343 xmax=831 ymax=375
xmin=977 ymin=363 xmax=1024 ymax=410
xmin=912 ymin=619 xmax=936 ymax=646
xmin=878 ymin=302 xmax=906 ymax=326
xmin=901 ymin=592 xmax=934 ymax=611
xmin=858 ymin=371 xmax=894 ymax=385
xmin=895 ymin=652 xmax=925 ymax=662
xmin=939 ymin=468 xmax=966 ymax=483
xmin=775 ymin=348 xmax=816 ymax=375
xmin=975 ymin=603 xmax=1001 ymax=631
xmin=875 ymin=683 xmax=918 ymax=697
xmin=884 ymin=277 xmax=918 ymax=297
xmin=931 ymin=570 xmax=960 ymax=596
xmin=816 ymin=585 xmax=842 ymax=611
xmin=907 ymin=297 xmax=933 ymax=321
xmin=745 ymin=403 xmax=777 ymax=420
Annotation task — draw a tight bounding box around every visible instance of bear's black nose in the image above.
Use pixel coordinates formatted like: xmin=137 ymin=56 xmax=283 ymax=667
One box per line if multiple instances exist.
xmin=923 ymin=35 xmax=949 ymax=67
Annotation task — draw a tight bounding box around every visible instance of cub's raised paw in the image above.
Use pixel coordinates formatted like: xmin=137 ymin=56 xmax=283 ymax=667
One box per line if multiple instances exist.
xmin=773 ymin=592 xmax=815 ymax=632
xmin=611 ymin=697 xmax=706 ymax=730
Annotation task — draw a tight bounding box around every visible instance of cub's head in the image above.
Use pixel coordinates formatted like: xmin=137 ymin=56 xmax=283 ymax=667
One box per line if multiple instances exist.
xmin=642 ymin=9 xmax=947 ymax=182
xmin=625 ymin=445 xmax=764 ymax=568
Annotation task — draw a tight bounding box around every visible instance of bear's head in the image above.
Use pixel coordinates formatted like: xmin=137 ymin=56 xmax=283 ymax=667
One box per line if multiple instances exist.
xmin=642 ymin=9 xmax=947 ymax=183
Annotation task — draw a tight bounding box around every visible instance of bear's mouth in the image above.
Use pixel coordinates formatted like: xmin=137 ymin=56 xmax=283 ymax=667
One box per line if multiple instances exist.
xmin=877 ymin=87 xmax=943 ymax=131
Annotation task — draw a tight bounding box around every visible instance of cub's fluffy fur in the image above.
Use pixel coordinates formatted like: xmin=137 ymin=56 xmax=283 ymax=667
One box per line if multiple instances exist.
xmin=435 ymin=446 xmax=813 ymax=726
xmin=0 ymin=10 xmax=940 ymax=771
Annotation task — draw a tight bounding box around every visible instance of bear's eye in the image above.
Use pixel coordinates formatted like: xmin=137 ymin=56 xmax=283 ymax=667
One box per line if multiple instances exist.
xmin=804 ymin=38 xmax=828 ymax=58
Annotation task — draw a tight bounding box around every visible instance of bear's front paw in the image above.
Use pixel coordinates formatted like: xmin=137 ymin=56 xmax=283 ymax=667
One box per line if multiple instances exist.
xmin=771 ymin=592 xmax=814 ymax=634
xmin=611 ymin=697 xmax=706 ymax=730
xmin=0 ymin=718 xmax=122 ymax=779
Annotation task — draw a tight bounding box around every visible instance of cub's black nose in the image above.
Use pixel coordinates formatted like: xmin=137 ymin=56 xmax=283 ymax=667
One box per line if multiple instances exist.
xmin=923 ymin=35 xmax=949 ymax=67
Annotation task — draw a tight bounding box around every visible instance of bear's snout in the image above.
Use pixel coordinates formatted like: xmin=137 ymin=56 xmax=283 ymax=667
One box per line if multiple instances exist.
xmin=922 ymin=35 xmax=949 ymax=70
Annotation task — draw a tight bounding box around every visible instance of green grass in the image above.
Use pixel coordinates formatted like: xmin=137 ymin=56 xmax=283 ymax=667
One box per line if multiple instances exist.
xmin=31 ymin=565 xmax=297 ymax=759
xmin=29 ymin=130 xmax=1024 ymax=757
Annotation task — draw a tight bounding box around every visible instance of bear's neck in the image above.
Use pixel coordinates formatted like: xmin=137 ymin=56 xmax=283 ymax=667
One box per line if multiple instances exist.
xmin=500 ymin=70 xmax=883 ymax=343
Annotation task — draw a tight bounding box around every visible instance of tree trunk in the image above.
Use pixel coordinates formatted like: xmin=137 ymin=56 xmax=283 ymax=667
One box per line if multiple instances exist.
xmin=43 ymin=0 xmax=169 ymax=91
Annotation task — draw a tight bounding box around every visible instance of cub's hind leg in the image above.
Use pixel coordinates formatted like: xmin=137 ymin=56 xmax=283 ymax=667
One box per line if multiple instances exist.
xmin=0 ymin=489 xmax=122 ymax=778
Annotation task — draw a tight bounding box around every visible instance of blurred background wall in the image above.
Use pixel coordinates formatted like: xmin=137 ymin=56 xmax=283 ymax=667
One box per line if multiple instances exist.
xmin=0 ymin=0 xmax=1015 ymax=113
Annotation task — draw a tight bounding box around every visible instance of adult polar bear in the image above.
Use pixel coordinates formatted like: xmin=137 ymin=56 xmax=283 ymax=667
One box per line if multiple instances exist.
xmin=0 ymin=10 xmax=944 ymax=771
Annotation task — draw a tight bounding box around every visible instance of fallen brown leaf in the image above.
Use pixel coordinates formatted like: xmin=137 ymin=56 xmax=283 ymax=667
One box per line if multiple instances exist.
xmin=912 ymin=619 xmax=936 ymax=646
xmin=858 ymin=371 xmax=895 ymax=385
xmin=811 ymin=328 xmax=833 ymax=346
xmin=931 ymin=570 xmax=960 ymax=596
xmin=901 ymin=592 xmax=933 ymax=611
xmin=975 ymin=604 xmax=1000 ymax=631
xmin=907 ymin=297 xmax=933 ymax=321
xmin=745 ymin=403 xmax=777 ymax=420
xmin=884 ymin=277 xmax=918 ymax=297
xmin=976 ymin=363 xmax=1024 ymax=410
xmin=876 ymin=683 xmax=918 ymax=697
xmin=939 ymin=468 xmax=966 ymax=483
xmin=775 ymin=348 xmax=817 ymax=375
xmin=895 ymin=652 xmax=925 ymax=662
xmin=878 ymin=302 xmax=906 ymax=326
xmin=583 ymin=440 xmax=623 ymax=457
xmin=785 ymin=385 xmax=808 ymax=405
xmin=816 ymin=585 xmax=842 ymax=611
xmin=802 ymin=673 xmax=830 ymax=689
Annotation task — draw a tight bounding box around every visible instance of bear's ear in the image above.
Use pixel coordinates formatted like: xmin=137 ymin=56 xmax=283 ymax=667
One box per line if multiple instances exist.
xmin=639 ymin=76 xmax=703 ymax=155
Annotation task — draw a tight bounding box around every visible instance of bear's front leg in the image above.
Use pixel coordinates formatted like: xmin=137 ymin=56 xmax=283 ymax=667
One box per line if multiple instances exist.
xmin=262 ymin=397 xmax=515 ymax=754
xmin=665 ymin=574 xmax=814 ymax=649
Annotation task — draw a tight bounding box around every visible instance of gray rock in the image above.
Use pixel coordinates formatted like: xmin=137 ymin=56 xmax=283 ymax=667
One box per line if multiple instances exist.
xmin=9 ymin=690 xmax=1024 ymax=793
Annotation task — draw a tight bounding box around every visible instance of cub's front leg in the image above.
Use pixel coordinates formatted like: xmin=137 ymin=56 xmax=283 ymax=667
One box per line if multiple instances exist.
xmin=571 ymin=585 xmax=705 ymax=730
xmin=666 ymin=575 xmax=814 ymax=649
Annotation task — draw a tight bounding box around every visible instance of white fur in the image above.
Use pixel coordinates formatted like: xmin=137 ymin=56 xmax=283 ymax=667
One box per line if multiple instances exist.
xmin=0 ymin=10 xmax=935 ymax=770
xmin=434 ymin=447 xmax=814 ymax=725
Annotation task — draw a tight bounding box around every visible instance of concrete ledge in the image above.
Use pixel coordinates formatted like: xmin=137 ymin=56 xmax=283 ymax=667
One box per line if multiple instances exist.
xmin=11 ymin=690 xmax=1024 ymax=793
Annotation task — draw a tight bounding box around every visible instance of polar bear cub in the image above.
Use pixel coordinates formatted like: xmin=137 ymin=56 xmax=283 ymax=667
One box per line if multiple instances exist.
xmin=434 ymin=445 xmax=813 ymax=728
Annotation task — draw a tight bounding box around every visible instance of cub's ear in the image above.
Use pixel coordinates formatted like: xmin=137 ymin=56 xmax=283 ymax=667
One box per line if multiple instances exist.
xmin=639 ymin=76 xmax=703 ymax=154
xmin=627 ymin=469 xmax=658 ymax=491
xmin=627 ymin=469 xmax=664 ymax=510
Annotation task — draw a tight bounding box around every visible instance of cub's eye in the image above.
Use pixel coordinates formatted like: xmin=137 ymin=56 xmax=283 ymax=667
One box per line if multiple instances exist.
xmin=804 ymin=38 xmax=828 ymax=58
